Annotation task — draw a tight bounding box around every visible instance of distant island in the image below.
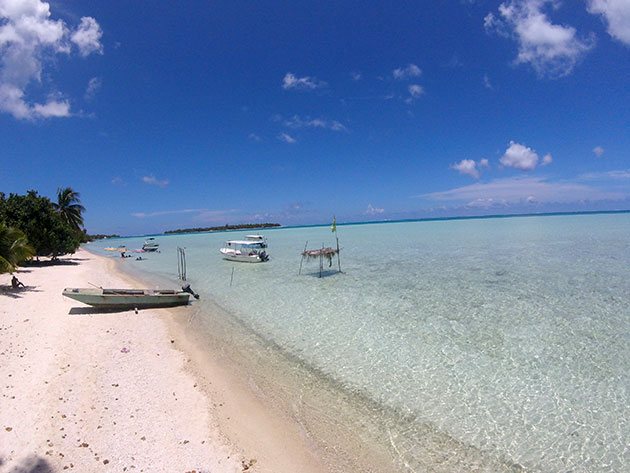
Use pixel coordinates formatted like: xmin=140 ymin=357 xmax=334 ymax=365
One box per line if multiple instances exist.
xmin=165 ymin=223 xmax=281 ymax=235
xmin=87 ymin=233 xmax=121 ymax=241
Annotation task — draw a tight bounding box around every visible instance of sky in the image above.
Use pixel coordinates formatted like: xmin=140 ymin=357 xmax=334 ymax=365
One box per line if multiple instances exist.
xmin=0 ymin=0 xmax=629 ymax=235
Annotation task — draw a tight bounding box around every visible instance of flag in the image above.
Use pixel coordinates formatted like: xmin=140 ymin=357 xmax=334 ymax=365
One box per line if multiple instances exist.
xmin=331 ymin=216 xmax=337 ymax=233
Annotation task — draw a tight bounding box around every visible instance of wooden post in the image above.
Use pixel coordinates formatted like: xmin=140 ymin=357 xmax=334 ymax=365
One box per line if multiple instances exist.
xmin=230 ymin=267 xmax=235 ymax=287
xmin=319 ymin=243 xmax=324 ymax=278
xmin=335 ymin=234 xmax=342 ymax=273
xmin=298 ymin=241 xmax=308 ymax=275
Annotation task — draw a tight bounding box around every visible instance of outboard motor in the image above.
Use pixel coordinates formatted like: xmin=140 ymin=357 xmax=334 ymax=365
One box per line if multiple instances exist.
xmin=181 ymin=283 xmax=200 ymax=299
xmin=260 ymin=251 xmax=269 ymax=262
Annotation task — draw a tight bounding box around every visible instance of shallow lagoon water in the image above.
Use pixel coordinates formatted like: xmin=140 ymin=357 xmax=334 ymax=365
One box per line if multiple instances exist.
xmin=89 ymin=213 xmax=630 ymax=472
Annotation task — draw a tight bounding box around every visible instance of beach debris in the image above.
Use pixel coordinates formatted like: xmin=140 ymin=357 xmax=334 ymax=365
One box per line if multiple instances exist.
xmin=5 ymin=426 xmax=12 ymax=431
xmin=120 ymin=347 xmax=129 ymax=353
xmin=241 ymin=459 xmax=257 ymax=471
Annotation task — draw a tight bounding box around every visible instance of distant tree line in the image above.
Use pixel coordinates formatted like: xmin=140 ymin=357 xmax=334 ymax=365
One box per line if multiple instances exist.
xmin=165 ymin=223 xmax=281 ymax=234
xmin=0 ymin=188 xmax=86 ymax=274
xmin=86 ymin=233 xmax=121 ymax=240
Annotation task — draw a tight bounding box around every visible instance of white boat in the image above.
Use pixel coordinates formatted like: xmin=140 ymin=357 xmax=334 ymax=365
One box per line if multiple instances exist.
xmin=220 ymin=240 xmax=269 ymax=263
xmin=142 ymin=237 xmax=160 ymax=252
xmin=244 ymin=234 xmax=268 ymax=248
xmin=62 ymin=287 xmax=193 ymax=308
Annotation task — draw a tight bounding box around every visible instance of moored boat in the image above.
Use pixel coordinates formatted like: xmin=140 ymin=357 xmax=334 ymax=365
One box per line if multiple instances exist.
xmin=142 ymin=237 xmax=160 ymax=252
xmin=219 ymin=240 xmax=269 ymax=263
xmin=62 ymin=287 xmax=194 ymax=308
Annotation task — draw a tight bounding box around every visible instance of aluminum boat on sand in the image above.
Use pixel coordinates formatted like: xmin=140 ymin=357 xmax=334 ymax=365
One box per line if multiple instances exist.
xmin=62 ymin=287 xmax=193 ymax=308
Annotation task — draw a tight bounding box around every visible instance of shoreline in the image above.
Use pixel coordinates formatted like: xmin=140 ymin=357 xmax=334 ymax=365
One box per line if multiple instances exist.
xmin=0 ymin=249 xmax=327 ymax=472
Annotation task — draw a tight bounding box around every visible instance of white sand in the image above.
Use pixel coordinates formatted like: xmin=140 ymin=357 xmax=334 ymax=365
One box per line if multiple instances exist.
xmin=0 ymin=249 xmax=328 ymax=473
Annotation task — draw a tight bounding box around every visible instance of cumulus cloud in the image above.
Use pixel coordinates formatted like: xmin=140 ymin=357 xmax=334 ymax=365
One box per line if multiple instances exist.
xmin=451 ymin=158 xmax=489 ymax=179
xmin=278 ymin=132 xmax=297 ymax=144
xmin=0 ymin=0 xmax=103 ymax=119
xmin=593 ymin=145 xmax=605 ymax=157
xmin=500 ymin=141 xmax=551 ymax=170
xmin=142 ymin=175 xmax=169 ymax=188
xmin=70 ymin=16 xmax=103 ymax=57
xmin=283 ymin=115 xmax=347 ymax=132
xmin=484 ymin=0 xmax=594 ymax=78
xmin=587 ymin=0 xmax=630 ymax=45
xmin=282 ymin=72 xmax=326 ymax=90
xmin=248 ymin=133 xmax=261 ymax=141
xmin=423 ymin=176 xmax=624 ymax=206
xmin=393 ymin=63 xmax=422 ymax=79
xmin=365 ymin=204 xmax=385 ymax=215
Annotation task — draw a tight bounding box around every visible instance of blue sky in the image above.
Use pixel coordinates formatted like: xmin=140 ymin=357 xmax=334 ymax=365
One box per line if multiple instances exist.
xmin=1 ymin=0 xmax=629 ymax=235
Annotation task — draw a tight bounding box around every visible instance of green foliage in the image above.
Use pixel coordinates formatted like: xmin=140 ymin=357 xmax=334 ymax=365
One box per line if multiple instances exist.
xmin=0 ymin=223 xmax=35 ymax=274
xmin=0 ymin=190 xmax=81 ymax=258
xmin=53 ymin=187 xmax=85 ymax=231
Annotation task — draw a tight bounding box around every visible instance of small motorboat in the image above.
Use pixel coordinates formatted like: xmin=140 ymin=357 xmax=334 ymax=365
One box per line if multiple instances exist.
xmin=219 ymin=240 xmax=269 ymax=263
xmin=142 ymin=237 xmax=160 ymax=252
xmin=62 ymin=285 xmax=198 ymax=309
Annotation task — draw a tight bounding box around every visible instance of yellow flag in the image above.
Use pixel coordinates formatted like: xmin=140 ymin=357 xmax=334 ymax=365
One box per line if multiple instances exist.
xmin=331 ymin=216 xmax=337 ymax=233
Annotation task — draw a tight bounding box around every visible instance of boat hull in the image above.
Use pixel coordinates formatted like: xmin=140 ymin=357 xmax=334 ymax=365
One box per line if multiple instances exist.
xmin=219 ymin=248 xmax=267 ymax=263
xmin=63 ymin=288 xmax=190 ymax=308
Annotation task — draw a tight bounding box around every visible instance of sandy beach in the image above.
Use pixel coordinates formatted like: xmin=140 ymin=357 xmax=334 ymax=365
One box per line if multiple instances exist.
xmin=0 ymin=249 xmax=327 ymax=473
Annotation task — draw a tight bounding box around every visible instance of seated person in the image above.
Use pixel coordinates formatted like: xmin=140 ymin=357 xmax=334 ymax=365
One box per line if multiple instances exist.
xmin=11 ymin=275 xmax=25 ymax=289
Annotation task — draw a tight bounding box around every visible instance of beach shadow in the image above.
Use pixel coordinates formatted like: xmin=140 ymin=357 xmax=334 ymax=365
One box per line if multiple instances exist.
xmin=303 ymin=269 xmax=343 ymax=278
xmin=69 ymin=306 xmax=135 ymax=316
xmin=0 ymin=285 xmax=41 ymax=299
xmin=5 ymin=455 xmax=54 ymax=473
xmin=24 ymin=259 xmax=79 ymax=267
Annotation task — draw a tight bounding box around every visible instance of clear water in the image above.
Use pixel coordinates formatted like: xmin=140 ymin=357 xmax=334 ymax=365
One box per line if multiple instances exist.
xmin=88 ymin=213 xmax=630 ymax=472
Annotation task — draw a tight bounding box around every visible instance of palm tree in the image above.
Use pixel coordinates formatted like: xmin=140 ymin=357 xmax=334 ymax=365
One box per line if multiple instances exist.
xmin=0 ymin=224 xmax=35 ymax=273
xmin=53 ymin=187 xmax=85 ymax=231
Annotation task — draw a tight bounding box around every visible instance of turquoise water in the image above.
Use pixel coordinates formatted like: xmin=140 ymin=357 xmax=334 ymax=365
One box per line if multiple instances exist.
xmin=88 ymin=213 xmax=630 ymax=472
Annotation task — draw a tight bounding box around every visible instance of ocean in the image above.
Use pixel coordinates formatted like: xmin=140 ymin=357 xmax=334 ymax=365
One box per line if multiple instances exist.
xmin=87 ymin=212 xmax=630 ymax=472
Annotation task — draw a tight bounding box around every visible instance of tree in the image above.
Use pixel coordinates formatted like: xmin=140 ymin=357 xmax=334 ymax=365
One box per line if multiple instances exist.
xmin=0 ymin=191 xmax=81 ymax=258
xmin=53 ymin=187 xmax=85 ymax=231
xmin=0 ymin=223 xmax=35 ymax=273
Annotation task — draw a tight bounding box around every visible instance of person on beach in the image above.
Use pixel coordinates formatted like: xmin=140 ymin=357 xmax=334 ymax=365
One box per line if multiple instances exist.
xmin=11 ymin=275 xmax=25 ymax=289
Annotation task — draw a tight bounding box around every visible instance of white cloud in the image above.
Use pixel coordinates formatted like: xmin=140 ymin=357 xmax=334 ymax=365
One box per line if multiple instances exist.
xmin=593 ymin=145 xmax=605 ymax=157
xmin=85 ymin=77 xmax=101 ymax=100
xmin=0 ymin=0 xmax=103 ymax=120
xmin=142 ymin=175 xmax=169 ymax=188
xmin=132 ymin=208 xmax=209 ymax=219
xmin=70 ymin=17 xmax=103 ymax=57
xmin=587 ymin=0 xmax=630 ymax=45
xmin=483 ymin=74 xmax=493 ymax=89
xmin=500 ymin=141 xmax=550 ymax=170
xmin=283 ymin=115 xmax=347 ymax=132
xmin=393 ymin=63 xmax=422 ymax=79
xmin=423 ymin=176 xmax=624 ymax=206
xmin=365 ymin=204 xmax=385 ymax=215
xmin=485 ymin=0 xmax=594 ymax=78
xmin=541 ymin=153 xmax=553 ymax=165
xmin=278 ymin=132 xmax=297 ymax=144
xmin=451 ymin=159 xmax=484 ymax=178
xmin=282 ymin=72 xmax=326 ymax=90
xmin=248 ymin=133 xmax=261 ymax=141
xmin=33 ymin=98 xmax=70 ymax=117
xmin=408 ymin=84 xmax=424 ymax=98
xmin=350 ymin=71 xmax=362 ymax=81
xmin=579 ymin=169 xmax=630 ymax=180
